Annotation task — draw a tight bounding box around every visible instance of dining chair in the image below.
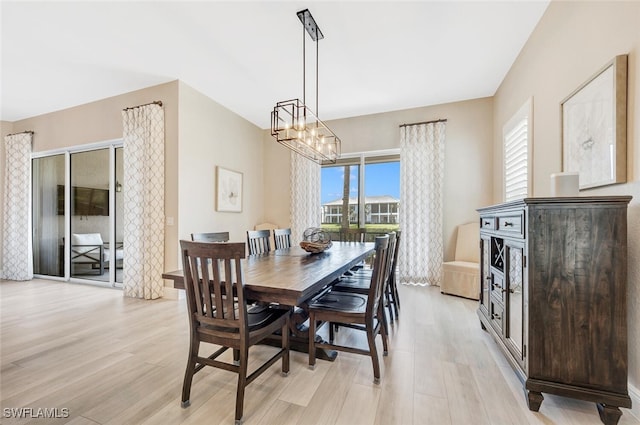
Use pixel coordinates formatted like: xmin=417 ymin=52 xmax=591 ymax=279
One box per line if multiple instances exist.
xmin=190 ymin=231 xmax=230 ymax=242
xmin=246 ymin=229 xmax=271 ymax=255
xmin=339 ymin=228 xmax=366 ymax=243
xmin=307 ymin=235 xmax=390 ymax=384
xmin=179 ymin=240 xmax=291 ymax=424
xmin=273 ymin=228 xmax=292 ymax=250
xmin=331 ymin=232 xmax=397 ymax=329
xmin=343 ymin=230 xmax=402 ymax=321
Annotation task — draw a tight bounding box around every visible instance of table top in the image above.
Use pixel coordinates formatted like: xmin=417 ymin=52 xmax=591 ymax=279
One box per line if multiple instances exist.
xmin=162 ymin=242 xmax=375 ymax=306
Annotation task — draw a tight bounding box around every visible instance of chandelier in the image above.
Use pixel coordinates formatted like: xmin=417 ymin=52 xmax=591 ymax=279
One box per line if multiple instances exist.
xmin=270 ymin=9 xmax=341 ymax=164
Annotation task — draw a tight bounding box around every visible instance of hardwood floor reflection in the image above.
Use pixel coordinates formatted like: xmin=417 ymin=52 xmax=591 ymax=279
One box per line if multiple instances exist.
xmin=1 ymin=279 xmax=638 ymax=425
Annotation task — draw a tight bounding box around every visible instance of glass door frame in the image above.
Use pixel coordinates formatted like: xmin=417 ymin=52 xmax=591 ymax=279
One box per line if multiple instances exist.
xmin=32 ymin=138 xmax=123 ymax=288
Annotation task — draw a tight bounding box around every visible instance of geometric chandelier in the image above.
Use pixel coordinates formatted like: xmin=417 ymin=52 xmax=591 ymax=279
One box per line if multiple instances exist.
xmin=270 ymin=9 xmax=341 ymax=164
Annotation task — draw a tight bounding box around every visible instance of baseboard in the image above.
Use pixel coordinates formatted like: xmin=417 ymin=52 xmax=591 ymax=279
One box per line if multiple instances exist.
xmin=628 ymin=383 xmax=640 ymax=420
xmin=162 ymin=285 xmax=179 ymax=300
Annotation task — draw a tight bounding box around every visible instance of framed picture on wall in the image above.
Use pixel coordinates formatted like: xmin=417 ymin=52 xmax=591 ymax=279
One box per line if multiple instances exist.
xmin=216 ymin=166 xmax=243 ymax=212
xmin=561 ymin=54 xmax=627 ymax=189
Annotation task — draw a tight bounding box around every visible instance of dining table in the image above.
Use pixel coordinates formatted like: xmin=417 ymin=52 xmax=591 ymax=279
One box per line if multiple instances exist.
xmin=162 ymin=241 xmax=375 ymax=360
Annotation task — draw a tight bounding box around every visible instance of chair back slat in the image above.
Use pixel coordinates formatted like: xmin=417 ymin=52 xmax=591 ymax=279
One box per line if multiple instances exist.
xmin=366 ymin=235 xmax=390 ymax=314
xmin=381 ymin=232 xmax=397 ymax=295
xmin=339 ymin=228 xmax=366 ymax=243
xmin=180 ymin=241 xmax=247 ymax=333
xmin=247 ymin=230 xmax=271 ymax=255
xmin=389 ymin=230 xmax=401 ymax=287
xmin=273 ymin=228 xmax=292 ymax=250
xmin=191 ymin=232 xmax=230 ymax=243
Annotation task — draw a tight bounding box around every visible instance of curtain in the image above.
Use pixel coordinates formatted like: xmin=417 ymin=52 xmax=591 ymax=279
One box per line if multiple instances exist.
xmin=290 ymin=152 xmax=321 ymax=244
xmin=121 ymin=103 xmax=165 ymax=299
xmin=2 ymin=132 xmax=33 ymax=280
xmin=399 ymin=121 xmax=446 ymax=286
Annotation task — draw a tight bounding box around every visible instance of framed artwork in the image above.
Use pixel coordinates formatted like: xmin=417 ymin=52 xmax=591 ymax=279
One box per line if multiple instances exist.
xmin=561 ymin=54 xmax=627 ymax=190
xmin=216 ymin=166 xmax=243 ymax=212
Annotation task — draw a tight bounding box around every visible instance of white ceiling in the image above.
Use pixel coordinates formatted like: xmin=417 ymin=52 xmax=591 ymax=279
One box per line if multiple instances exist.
xmin=1 ymin=1 xmax=549 ymax=129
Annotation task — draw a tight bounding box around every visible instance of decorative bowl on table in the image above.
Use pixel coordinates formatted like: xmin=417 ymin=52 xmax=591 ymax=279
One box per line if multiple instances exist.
xmin=300 ymin=227 xmax=332 ymax=254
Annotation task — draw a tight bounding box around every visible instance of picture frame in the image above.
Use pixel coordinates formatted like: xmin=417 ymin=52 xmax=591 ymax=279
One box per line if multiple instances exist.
xmin=561 ymin=54 xmax=627 ymax=190
xmin=216 ymin=166 xmax=243 ymax=212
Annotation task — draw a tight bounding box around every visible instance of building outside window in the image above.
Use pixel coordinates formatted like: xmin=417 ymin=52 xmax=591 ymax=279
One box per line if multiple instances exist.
xmin=320 ymin=151 xmax=400 ymax=240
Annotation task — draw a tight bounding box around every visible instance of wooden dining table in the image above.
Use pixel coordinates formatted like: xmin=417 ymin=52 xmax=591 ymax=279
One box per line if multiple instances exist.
xmin=162 ymin=241 xmax=375 ymax=360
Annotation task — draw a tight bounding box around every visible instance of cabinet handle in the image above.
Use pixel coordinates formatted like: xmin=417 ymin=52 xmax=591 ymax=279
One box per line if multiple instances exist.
xmin=493 ymin=283 xmax=507 ymax=293
xmin=483 ymin=221 xmax=491 ymax=226
xmin=492 ymin=313 xmax=501 ymax=320
xmin=503 ymin=221 xmax=513 ymax=227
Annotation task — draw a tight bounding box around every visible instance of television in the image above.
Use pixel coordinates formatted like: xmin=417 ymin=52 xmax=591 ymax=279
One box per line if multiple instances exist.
xmin=57 ymin=185 xmax=109 ymax=216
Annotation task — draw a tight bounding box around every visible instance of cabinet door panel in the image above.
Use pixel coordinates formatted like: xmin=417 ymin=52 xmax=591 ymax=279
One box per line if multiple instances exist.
xmin=505 ymin=241 xmax=525 ymax=366
xmin=479 ymin=235 xmax=491 ymax=315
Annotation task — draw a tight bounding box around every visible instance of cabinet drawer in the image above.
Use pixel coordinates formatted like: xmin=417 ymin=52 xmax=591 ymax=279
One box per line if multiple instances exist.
xmin=480 ymin=217 xmax=496 ymax=230
xmin=490 ymin=272 xmax=506 ymax=304
xmin=498 ymin=214 xmax=523 ymax=235
xmin=489 ymin=300 xmax=504 ymax=333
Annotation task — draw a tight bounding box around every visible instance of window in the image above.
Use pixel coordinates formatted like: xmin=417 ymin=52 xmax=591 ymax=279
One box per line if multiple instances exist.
xmin=321 ymin=151 xmax=400 ymax=239
xmin=504 ymin=99 xmax=532 ymax=202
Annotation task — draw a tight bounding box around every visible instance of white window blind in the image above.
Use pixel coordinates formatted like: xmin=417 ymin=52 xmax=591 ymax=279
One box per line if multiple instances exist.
xmin=504 ymin=99 xmax=532 ymax=202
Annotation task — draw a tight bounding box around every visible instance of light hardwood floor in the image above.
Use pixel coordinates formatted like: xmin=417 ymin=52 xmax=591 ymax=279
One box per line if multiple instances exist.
xmin=1 ymin=279 xmax=638 ymax=425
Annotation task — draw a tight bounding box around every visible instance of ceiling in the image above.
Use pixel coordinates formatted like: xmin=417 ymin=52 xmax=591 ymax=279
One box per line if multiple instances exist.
xmin=1 ymin=1 xmax=550 ymax=129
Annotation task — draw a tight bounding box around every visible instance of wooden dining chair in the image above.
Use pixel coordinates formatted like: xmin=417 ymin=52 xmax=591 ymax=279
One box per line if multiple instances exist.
xmin=334 ymin=231 xmax=402 ymax=322
xmin=179 ymin=240 xmax=291 ymax=424
xmin=190 ymin=231 xmax=230 ymax=242
xmin=273 ymin=228 xmax=292 ymax=250
xmin=246 ymin=229 xmax=271 ymax=255
xmin=338 ymin=228 xmax=366 ymax=243
xmin=307 ymin=235 xmax=390 ymax=383
xmin=331 ymin=232 xmax=396 ymax=334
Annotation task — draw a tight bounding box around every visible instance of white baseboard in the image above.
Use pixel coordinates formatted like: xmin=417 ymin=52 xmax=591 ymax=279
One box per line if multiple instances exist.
xmin=162 ymin=285 xmax=179 ymax=300
xmin=628 ymin=383 xmax=640 ymax=420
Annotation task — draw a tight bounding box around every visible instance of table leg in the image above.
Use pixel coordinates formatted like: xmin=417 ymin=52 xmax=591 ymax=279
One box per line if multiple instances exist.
xmin=265 ymin=306 xmax=337 ymax=361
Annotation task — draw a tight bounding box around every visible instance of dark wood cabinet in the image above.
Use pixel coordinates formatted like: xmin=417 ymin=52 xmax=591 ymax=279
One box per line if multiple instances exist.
xmin=477 ymin=196 xmax=632 ymax=425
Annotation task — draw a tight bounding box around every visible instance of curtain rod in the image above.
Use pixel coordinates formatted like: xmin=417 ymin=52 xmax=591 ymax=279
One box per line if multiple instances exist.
xmin=5 ymin=130 xmax=34 ymax=137
xmin=122 ymin=100 xmax=163 ymax=111
xmin=399 ymin=118 xmax=447 ymax=128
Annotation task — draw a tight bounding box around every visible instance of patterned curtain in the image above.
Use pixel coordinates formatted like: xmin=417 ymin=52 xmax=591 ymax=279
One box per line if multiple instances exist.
xmin=122 ymin=103 xmax=165 ymax=299
xmin=2 ymin=132 xmax=34 ymax=280
xmin=290 ymin=152 xmax=321 ymax=244
xmin=399 ymin=121 xmax=446 ymax=286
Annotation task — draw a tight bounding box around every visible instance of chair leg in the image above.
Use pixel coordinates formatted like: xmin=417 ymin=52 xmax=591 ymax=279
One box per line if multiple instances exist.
xmin=392 ymin=280 xmax=401 ymax=313
xmin=181 ymin=339 xmax=199 ymax=408
xmin=329 ymin=321 xmax=335 ymax=342
xmin=282 ymin=318 xmax=290 ymax=376
xmin=385 ymin=286 xmax=395 ymax=323
xmin=235 ymin=346 xmax=249 ymax=424
xmin=308 ymin=312 xmax=316 ymax=369
xmin=379 ymin=313 xmax=389 ymax=356
xmin=379 ymin=304 xmax=389 ymax=345
xmin=233 ymin=349 xmax=240 ymax=365
xmin=366 ymin=322 xmax=381 ymax=384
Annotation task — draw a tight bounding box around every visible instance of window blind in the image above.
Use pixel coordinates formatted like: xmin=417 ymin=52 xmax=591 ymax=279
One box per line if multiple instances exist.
xmin=504 ymin=99 xmax=531 ymax=202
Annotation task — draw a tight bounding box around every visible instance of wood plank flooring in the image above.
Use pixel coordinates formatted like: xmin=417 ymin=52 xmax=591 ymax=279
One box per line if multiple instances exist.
xmin=1 ymin=279 xmax=638 ymax=425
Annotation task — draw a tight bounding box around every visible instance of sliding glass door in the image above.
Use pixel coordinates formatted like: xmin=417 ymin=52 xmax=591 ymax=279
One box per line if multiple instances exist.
xmin=70 ymin=149 xmax=110 ymax=282
xmin=32 ymin=141 xmax=123 ymax=287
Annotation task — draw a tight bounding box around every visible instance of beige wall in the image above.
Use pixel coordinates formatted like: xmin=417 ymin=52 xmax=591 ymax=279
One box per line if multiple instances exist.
xmin=263 ymin=97 xmax=495 ymax=260
xmin=493 ymin=0 xmax=640 ymax=404
xmin=1 ymin=82 xmax=180 ymax=281
xmin=175 ymin=82 xmax=265 ymax=265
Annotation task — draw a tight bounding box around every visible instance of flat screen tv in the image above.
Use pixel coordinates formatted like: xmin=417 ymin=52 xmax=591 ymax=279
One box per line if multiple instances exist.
xmin=57 ymin=185 xmax=109 ymax=216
